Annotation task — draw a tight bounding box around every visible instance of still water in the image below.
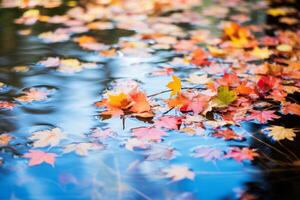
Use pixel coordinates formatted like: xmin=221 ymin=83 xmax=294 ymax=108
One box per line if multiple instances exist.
xmin=0 ymin=1 xmax=300 ymax=200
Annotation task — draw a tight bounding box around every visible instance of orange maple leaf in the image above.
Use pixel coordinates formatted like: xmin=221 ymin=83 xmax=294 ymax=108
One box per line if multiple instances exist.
xmin=236 ymin=82 xmax=254 ymax=95
xmin=0 ymin=134 xmax=12 ymax=145
xmin=281 ymin=102 xmax=300 ymax=116
xmin=130 ymin=92 xmax=151 ymax=113
xmin=166 ymin=93 xmax=189 ymax=108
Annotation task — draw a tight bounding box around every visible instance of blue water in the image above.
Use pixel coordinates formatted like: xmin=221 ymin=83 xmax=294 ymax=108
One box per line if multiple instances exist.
xmin=0 ymin=1 xmax=299 ymax=200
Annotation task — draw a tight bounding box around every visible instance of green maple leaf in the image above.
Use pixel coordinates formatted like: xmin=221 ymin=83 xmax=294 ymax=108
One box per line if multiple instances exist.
xmin=213 ymin=86 xmax=237 ymax=107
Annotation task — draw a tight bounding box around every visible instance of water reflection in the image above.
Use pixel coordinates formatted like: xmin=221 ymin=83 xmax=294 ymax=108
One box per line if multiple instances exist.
xmin=0 ymin=1 xmax=299 ymax=200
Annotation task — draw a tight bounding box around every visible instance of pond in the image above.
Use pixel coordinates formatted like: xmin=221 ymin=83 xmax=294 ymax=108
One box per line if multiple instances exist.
xmin=0 ymin=0 xmax=299 ymax=199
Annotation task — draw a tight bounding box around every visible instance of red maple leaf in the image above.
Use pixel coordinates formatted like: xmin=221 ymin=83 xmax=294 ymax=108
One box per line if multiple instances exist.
xmin=257 ymin=76 xmax=280 ymax=93
xmin=213 ymin=128 xmax=244 ymax=140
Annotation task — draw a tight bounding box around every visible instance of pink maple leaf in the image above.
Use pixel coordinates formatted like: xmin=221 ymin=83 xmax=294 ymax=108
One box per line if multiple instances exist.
xmin=245 ymin=110 xmax=280 ymax=124
xmin=39 ymin=57 xmax=60 ymax=67
xmin=23 ymin=150 xmax=57 ymax=166
xmin=185 ymin=94 xmax=210 ymax=115
xmin=225 ymin=147 xmax=258 ymax=162
xmin=90 ymin=128 xmax=115 ymax=139
xmin=154 ymin=116 xmax=182 ymax=130
xmin=131 ymin=127 xmax=167 ymax=142
xmin=217 ymin=72 xmax=240 ymax=87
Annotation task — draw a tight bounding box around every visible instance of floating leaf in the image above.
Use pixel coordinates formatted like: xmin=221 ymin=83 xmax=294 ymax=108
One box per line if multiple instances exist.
xmin=131 ymin=127 xmax=167 ymax=142
xmin=245 ymin=110 xmax=280 ymax=124
xmin=167 ymin=75 xmax=181 ymax=97
xmin=264 ymin=126 xmax=296 ymax=141
xmin=63 ymin=142 xmax=104 ymax=156
xmin=0 ymin=134 xmax=12 ymax=145
xmin=191 ymin=146 xmax=223 ymax=161
xmin=213 ymin=128 xmax=243 ymax=140
xmin=15 ymin=87 xmax=54 ymax=102
xmin=144 ymin=144 xmax=177 ymax=161
xmin=154 ymin=116 xmax=182 ymax=130
xmin=162 ymin=165 xmax=195 ymax=181
xmin=0 ymin=101 xmax=15 ymax=110
xmin=213 ymin=86 xmax=237 ymax=107
xmin=30 ymin=128 xmax=66 ymax=148
xmin=23 ymin=150 xmax=57 ymax=166
xmin=225 ymin=147 xmax=258 ymax=162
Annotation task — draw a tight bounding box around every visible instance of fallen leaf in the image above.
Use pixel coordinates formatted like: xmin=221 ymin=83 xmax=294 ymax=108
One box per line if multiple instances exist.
xmin=257 ymin=76 xmax=280 ymax=93
xmin=213 ymin=86 xmax=237 ymax=107
xmin=15 ymin=87 xmax=53 ymax=102
xmin=185 ymin=94 xmax=211 ymax=114
xmin=225 ymin=147 xmax=258 ymax=162
xmin=30 ymin=128 xmax=66 ymax=148
xmin=264 ymin=126 xmax=296 ymax=141
xmin=162 ymin=165 xmax=195 ymax=181
xmin=213 ymin=128 xmax=243 ymax=140
xmin=129 ymin=92 xmax=152 ymax=114
xmin=0 ymin=101 xmax=16 ymax=109
xmin=191 ymin=146 xmax=223 ymax=161
xmin=23 ymin=150 xmax=57 ymax=166
xmin=154 ymin=116 xmax=182 ymax=130
xmin=167 ymin=75 xmax=181 ymax=97
xmin=0 ymin=134 xmax=12 ymax=145
xmin=124 ymin=138 xmax=150 ymax=151
xmin=186 ymin=74 xmax=211 ymax=85
xmin=276 ymin=44 xmax=292 ymax=52
xmin=281 ymin=102 xmax=300 ymax=116
xmin=144 ymin=144 xmax=176 ymax=160
xmin=90 ymin=128 xmax=115 ymax=139
xmin=245 ymin=110 xmax=280 ymax=124
xmin=131 ymin=127 xmax=167 ymax=142
xmin=250 ymin=47 xmax=272 ymax=59
xmin=39 ymin=57 xmax=60 ymax=67
xmin=63 ymin=142 xmax=104 ymax=156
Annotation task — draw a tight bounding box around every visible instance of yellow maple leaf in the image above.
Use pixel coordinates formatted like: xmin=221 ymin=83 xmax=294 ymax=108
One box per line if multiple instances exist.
xmin=230 ymin=37 xmax=249 ymax=48
xmin=108 ymin=92 xmax=129 ymax=107
xmin=264 ymin=126 xmax=296 ymax=141
xmin=167 ymin=75 xmax=181 ymax=97
xmin=267 ymin=8 xmax=288 ymax=17
xmin=276 ymin=44 xmax=292 ymax=52
xmin=207 ymin=46 xmax=226 ymax=57
xmin=250 ymin=47 xmax=272 ymax=59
